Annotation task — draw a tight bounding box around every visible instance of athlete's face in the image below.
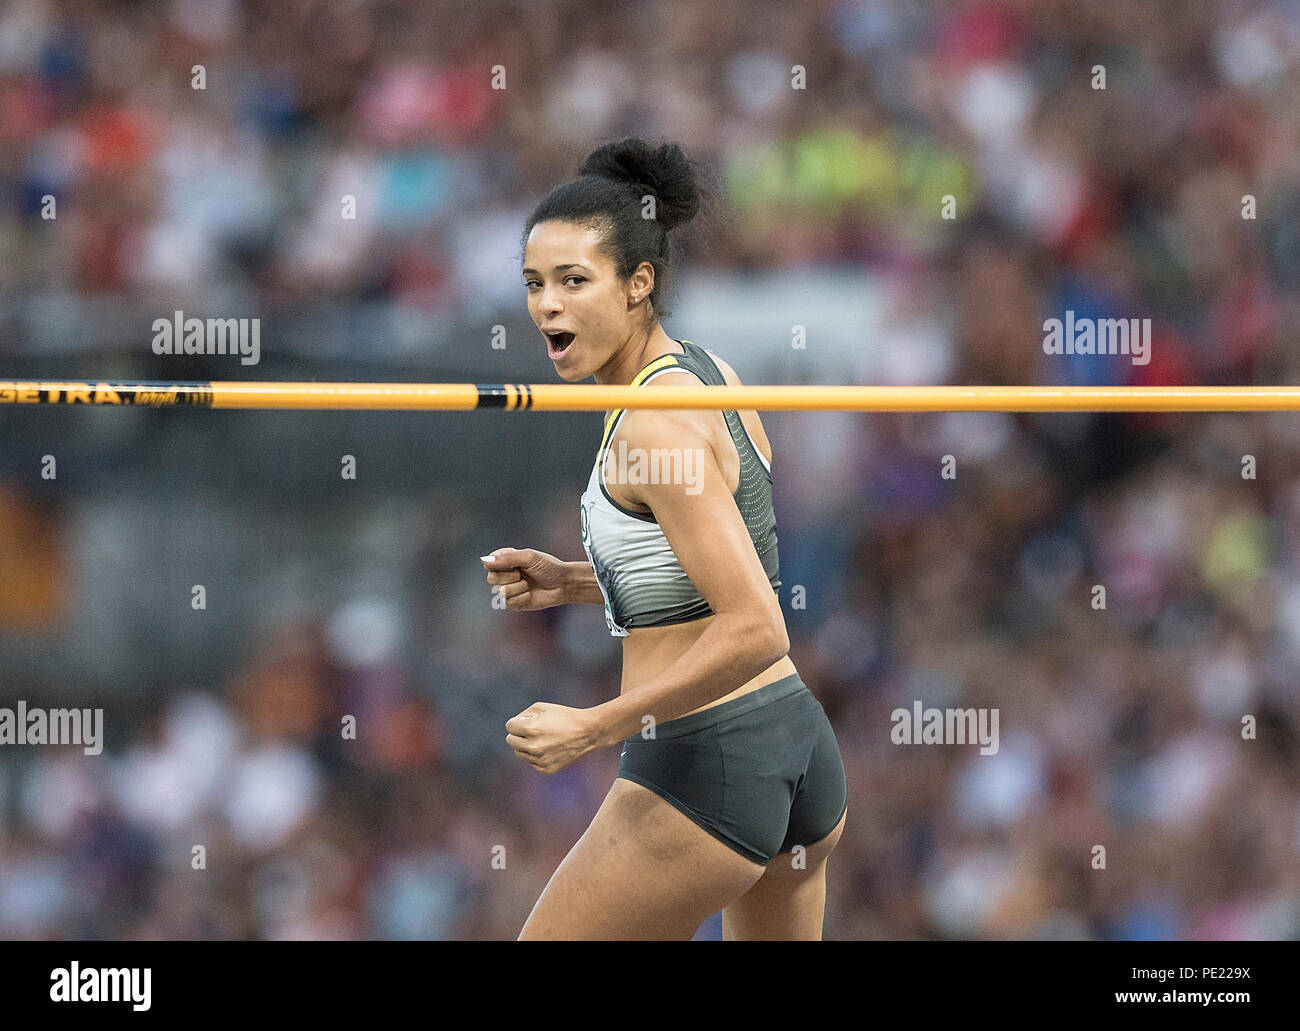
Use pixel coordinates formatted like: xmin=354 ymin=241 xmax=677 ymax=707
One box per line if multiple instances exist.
xmin=522 ymin=220 xmax=648 ymax=382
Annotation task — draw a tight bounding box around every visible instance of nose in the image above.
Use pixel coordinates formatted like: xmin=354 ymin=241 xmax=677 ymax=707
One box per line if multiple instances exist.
xmin=538 ymin=284 xmax=564 ymax=316
xmin=538 ymin=282 xmax=564 ymax=309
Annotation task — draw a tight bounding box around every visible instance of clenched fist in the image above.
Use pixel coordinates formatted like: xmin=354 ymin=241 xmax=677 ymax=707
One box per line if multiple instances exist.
xmin=480 ymin=547 xmax=573 ymax=611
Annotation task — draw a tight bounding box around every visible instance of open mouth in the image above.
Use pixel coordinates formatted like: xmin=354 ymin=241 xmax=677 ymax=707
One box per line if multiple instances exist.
xmin=545 ymin=331 xmax=576 ymax=358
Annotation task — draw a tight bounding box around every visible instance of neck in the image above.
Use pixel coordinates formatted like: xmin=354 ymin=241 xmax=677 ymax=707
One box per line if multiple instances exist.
xmin=594 ymin=322 xmax=682 ymax=386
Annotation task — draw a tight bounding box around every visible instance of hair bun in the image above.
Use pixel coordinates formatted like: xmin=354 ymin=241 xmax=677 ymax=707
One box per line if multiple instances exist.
xmin=578 ymin=137 xmax=701 ymax=232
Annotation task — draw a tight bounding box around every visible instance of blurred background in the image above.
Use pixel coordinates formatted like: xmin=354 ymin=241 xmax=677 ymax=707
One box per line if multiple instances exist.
xmin=2 ymin=0 xmax=1300 ymax=940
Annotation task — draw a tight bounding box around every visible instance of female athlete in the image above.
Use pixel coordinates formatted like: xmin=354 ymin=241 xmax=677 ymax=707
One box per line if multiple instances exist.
xmin=481 ymin=137 xmax=848 ymax=940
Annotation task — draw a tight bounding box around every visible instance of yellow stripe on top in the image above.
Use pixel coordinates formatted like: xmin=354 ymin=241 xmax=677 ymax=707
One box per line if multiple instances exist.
xmin=596 ymin=352 xmax=683 ymax=460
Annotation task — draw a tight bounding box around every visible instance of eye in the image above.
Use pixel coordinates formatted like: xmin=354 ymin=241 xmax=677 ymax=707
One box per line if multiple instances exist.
xmin=523 ymin=276 xmax=584 ymax=289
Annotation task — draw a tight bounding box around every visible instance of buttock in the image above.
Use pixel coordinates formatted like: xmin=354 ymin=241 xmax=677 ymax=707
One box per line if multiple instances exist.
xmin=615 ymin=673 xmax=848 ymax=865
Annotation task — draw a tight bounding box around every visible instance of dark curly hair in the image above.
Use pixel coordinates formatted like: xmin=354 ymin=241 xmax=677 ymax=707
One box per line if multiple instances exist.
xmin=520 ymin=137 xmax=716 ymax=322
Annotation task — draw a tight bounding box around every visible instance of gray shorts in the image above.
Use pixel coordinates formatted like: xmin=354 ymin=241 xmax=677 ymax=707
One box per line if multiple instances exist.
xmin=615 ymin=672 xmax=848 ymax=866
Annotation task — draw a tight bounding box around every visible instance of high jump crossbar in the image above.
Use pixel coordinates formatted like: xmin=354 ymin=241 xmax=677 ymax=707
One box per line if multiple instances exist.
xmin=2 ymin=381 xmax=1300 ymax=412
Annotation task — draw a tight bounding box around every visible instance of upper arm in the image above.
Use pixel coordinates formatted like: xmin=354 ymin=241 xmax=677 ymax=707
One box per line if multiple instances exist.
xmin=617 ymin=407 xmax=786 ymax=649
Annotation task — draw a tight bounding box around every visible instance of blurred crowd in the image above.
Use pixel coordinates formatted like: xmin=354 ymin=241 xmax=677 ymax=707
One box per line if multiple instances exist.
xmin=2 ymin=0 xmax=1300 ymax=939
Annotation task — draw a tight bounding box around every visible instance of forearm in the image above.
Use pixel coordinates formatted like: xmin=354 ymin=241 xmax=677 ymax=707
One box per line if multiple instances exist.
xmin=586 ymin=614 xmax=786 ymax=749
xmin=563 ymin=560 xmax=605 ymax=605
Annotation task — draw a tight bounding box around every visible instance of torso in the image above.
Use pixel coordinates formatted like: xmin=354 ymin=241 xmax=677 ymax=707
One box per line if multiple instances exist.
xmin=601 ymin=347 xmax=797 ymax=717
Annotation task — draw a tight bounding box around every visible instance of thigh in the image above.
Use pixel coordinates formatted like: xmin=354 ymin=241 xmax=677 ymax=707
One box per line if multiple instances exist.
xmin=518 ymin=777 xmax=766 ymax=940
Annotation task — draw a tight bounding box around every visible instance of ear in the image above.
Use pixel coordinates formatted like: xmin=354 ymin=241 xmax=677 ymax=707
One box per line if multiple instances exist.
xmin=628 ymin=262 xmax=656 ymax=305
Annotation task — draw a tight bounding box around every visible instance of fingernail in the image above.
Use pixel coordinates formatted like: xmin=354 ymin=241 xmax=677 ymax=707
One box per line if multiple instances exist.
xmin=479 ymin=554 xmax=494 ymax=561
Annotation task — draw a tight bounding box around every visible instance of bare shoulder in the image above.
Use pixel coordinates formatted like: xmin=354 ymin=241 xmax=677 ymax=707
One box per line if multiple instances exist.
xmin=617 ymin=384 xmax=717 ymax=449
xmin=632 ymin=368 xmax=721 ymax=439
xmin=610 ymin=353 xmax=774 ymax=506
xmin=607 ymin=400 xmax=721 ymax=511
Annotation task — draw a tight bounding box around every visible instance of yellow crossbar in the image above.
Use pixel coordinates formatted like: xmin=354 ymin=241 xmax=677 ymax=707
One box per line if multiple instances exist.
xmin=3 ymin=381 xmax=1300 ymax=411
